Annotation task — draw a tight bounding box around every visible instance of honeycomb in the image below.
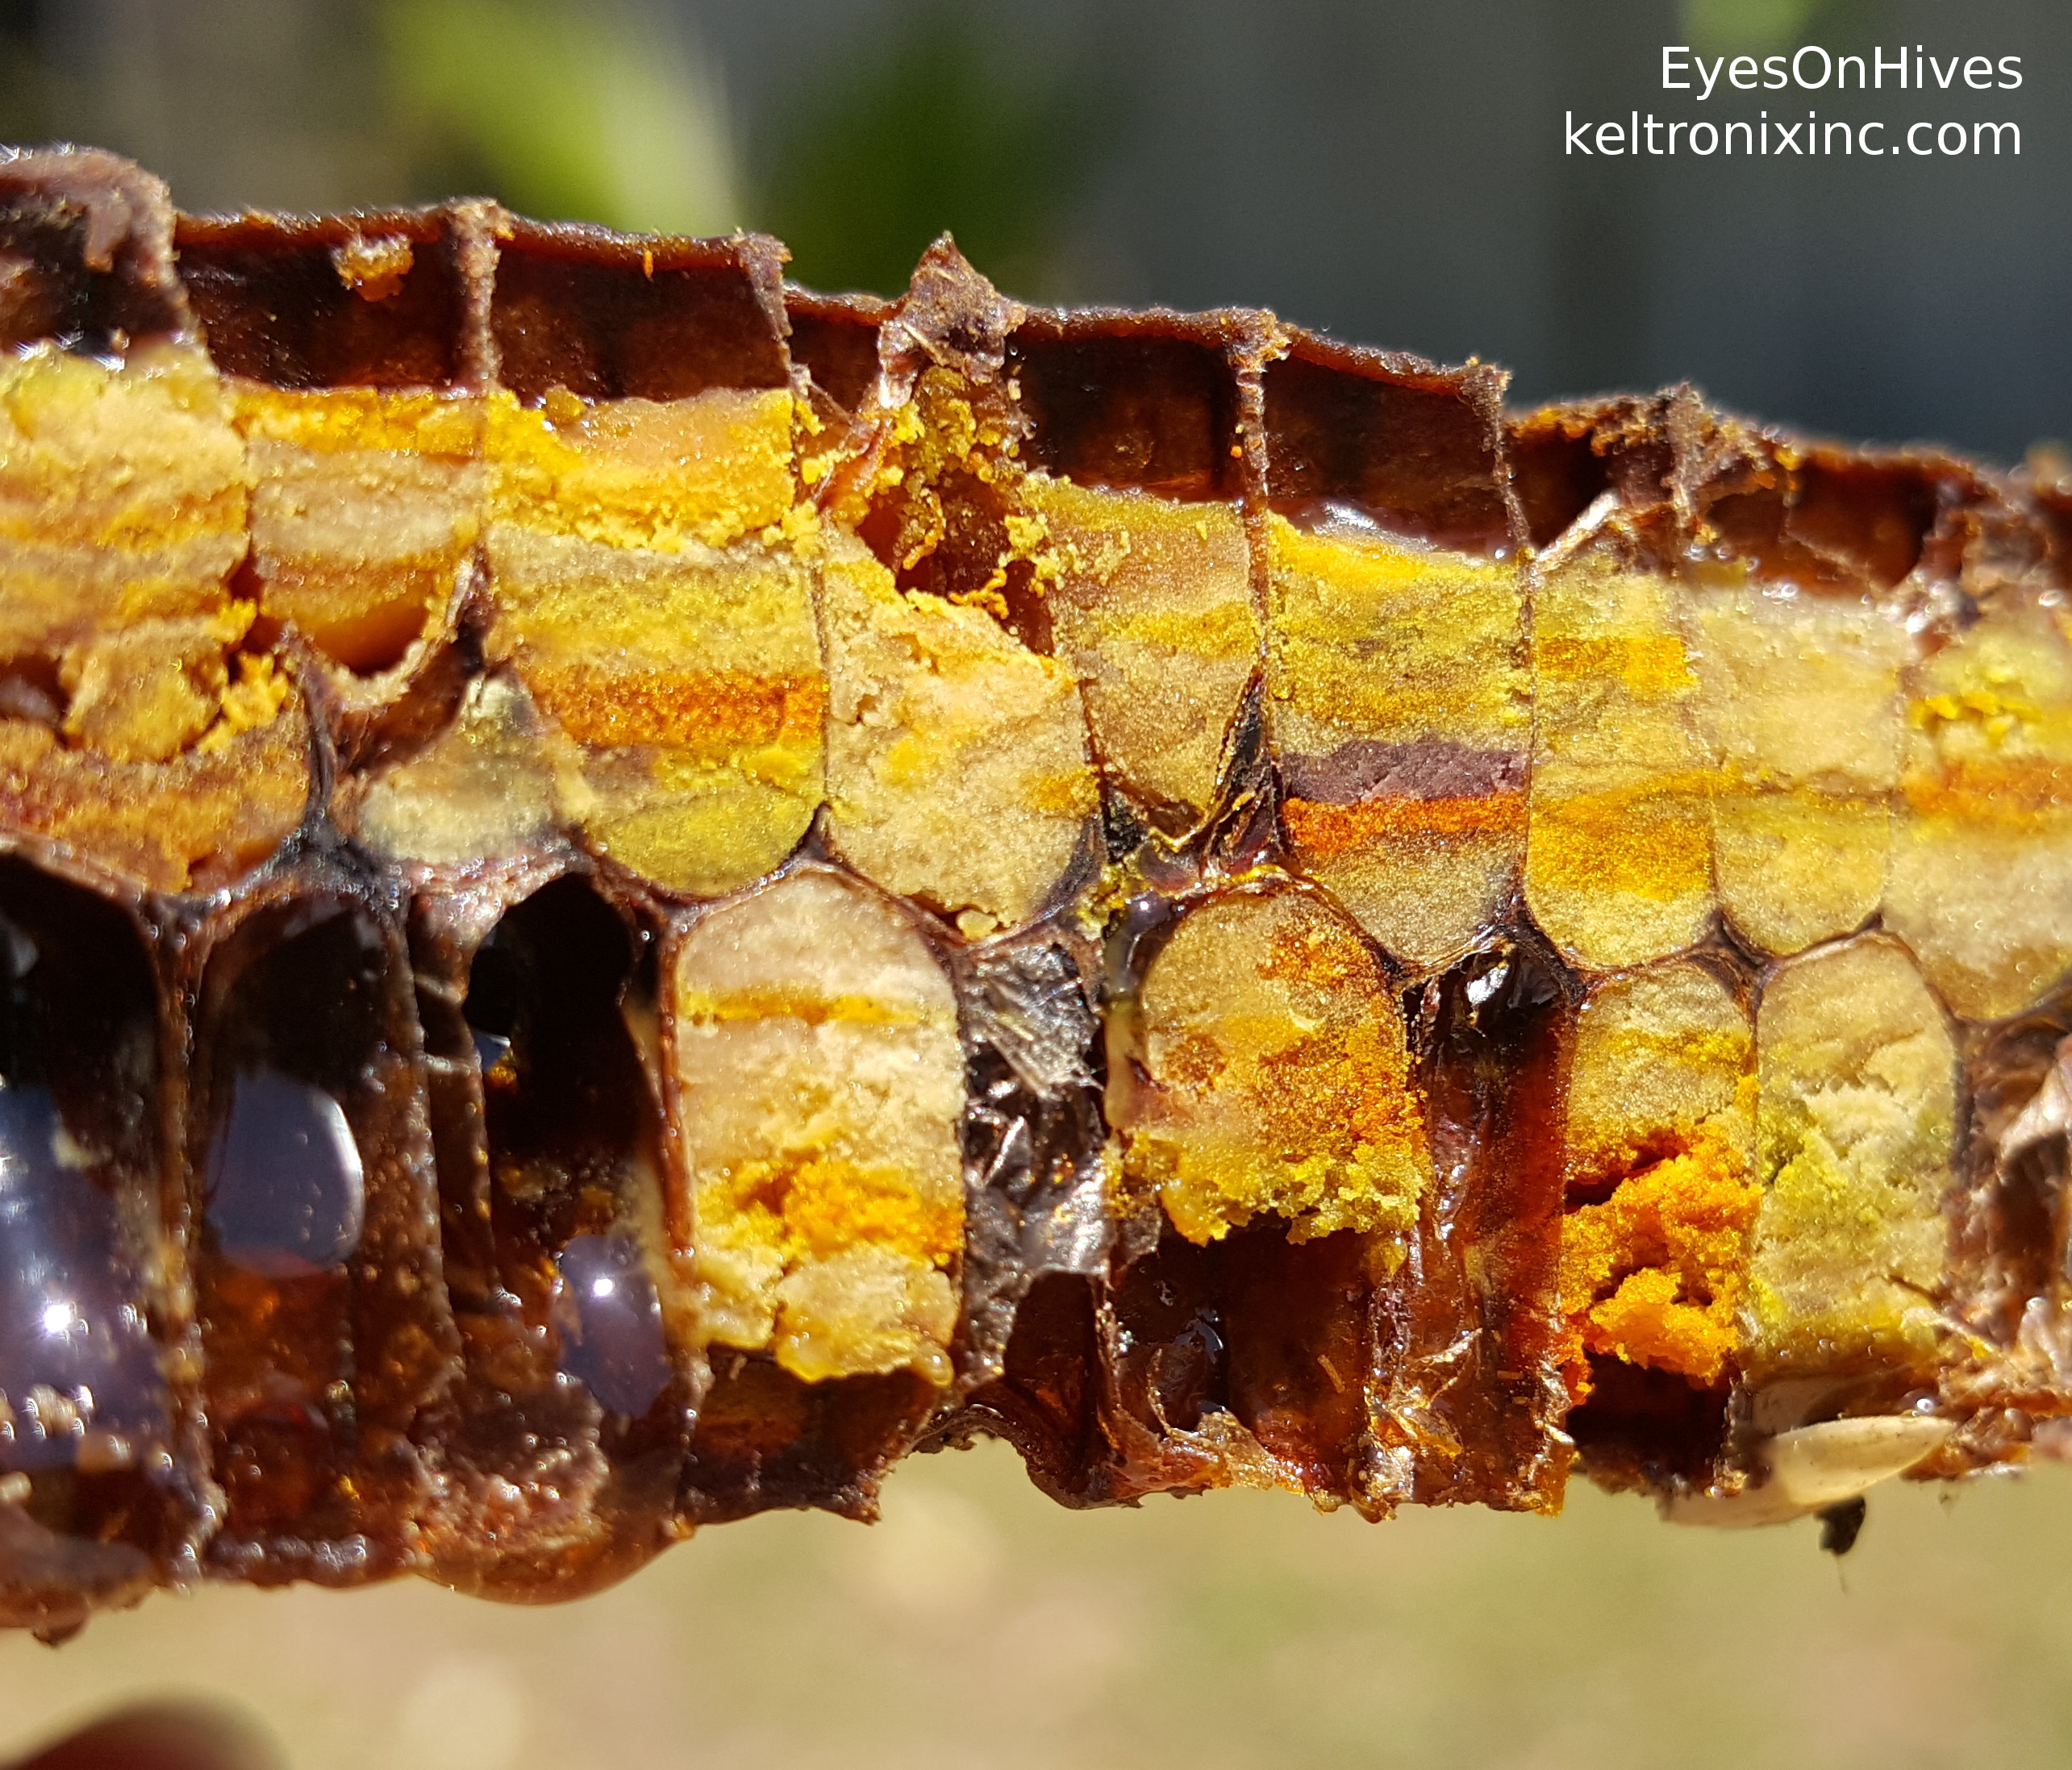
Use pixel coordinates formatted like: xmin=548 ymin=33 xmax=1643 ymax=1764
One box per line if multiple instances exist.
xmin=3 ymin=145 xmax=2070 ymax=1637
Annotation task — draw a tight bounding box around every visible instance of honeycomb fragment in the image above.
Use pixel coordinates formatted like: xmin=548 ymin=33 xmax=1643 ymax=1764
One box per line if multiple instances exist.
xmin=3 ymin=142 xmax=2070 ymax=1626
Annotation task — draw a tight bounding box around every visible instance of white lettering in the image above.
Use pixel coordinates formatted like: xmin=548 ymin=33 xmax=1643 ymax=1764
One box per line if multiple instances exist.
xmin=1580 ymin=51 xmax=2016 ymax=163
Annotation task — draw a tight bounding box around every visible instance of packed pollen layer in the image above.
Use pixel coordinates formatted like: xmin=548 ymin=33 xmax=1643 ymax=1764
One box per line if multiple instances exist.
xmin=672 ymin=868 xmax=965 ymax=1387
xmin=483 ymin=383 xmax=828 ymax=897
xmin=0 ymin=339 xmax=306 ymax=887
xmin=1 ymin=143 xmax=2070 ymax=1632
xmin=1558 ymin=962 xmax=1760 ymax=1399
xmin=1525 ymin=548 xmax=1717 ymax=969
xmin=1115 ymin=885 xmax=1430 ymax=1251
xmin=1032 ymin=475 xmax=1256 ymax=826
xmin=1686 ymin=573 xmax=1908 ymax=957
xmin=1269 ymin=522 xmax=1528 ymax=967
xmin=236 ymin=383 xmax=486 ymax=676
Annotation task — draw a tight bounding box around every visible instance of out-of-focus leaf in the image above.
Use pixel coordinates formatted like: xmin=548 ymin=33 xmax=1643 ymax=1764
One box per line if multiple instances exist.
xmin=1678 ymin=0 xmax=1846 ymax=55
xmin=378 ymin=0 xmax=739 ymax=234
xmin=757 ymin=0 xmax=1132 ymax=298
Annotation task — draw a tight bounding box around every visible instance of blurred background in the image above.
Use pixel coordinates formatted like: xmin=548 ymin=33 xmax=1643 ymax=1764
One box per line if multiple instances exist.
xmin=4 ymin=1441 xmax=2072 ymax=1770
xmin=6 ymin=2 xmax=2072 ymax=1764
xmin=0 ymin=0 xmax=2065 ymax=460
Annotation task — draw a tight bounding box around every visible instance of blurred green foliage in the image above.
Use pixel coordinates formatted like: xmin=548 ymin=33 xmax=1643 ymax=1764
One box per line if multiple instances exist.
xmin=755 ymin=0 xmax=1129 ymax=298
xmin=375 ymin=0 xmax=1124 ymax=296
xmin=378 ymin=0 xmax=740 ymax=233
xmin=1678 ymin=0 xmax=1856 ymax=54
xmin=0 ymin=0 xmax=1124 ymax=301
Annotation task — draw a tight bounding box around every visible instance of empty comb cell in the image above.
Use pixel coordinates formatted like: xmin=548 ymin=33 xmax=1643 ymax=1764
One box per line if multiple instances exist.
xmin=1377 ymin=939 xmax=1573 ymax=1511
xmin=423 ymin=873 xmax=686 ymax=1600
xmin=0 ymin=861 xmax=198 ymax=1637
xmin=783 ymin=289 xmax=888 ymax=421
xmin=0 ymin=148 xmax=191 ymax=354
xmin=175 ymin=207 xmax=482 ymax=392
xmin=188 ymin=889 xmax=456 ymax=1585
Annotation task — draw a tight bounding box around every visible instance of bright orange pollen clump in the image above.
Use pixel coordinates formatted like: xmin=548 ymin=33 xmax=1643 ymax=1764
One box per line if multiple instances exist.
xmin=1557 ymin=1126 xmax=1762 ymax=1402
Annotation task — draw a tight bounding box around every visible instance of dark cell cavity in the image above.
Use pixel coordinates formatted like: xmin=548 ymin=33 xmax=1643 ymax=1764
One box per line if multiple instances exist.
xmin=0 ymin=1084 xmax=164 ymax=1468
xmin=0 ymin=880 xmax=169 ymax=1477
xmin=423 ymin=874 xmax=685 ymax=1597
xmin=191 ymin=893 xmax=454 ymax=1581
xmin=0 ymin=861 xmax=192 ymax=1635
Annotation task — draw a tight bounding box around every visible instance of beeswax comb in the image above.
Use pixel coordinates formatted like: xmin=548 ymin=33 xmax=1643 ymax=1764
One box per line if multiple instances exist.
xmin=2 ymin=144 xmax=2070 ymax=1638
